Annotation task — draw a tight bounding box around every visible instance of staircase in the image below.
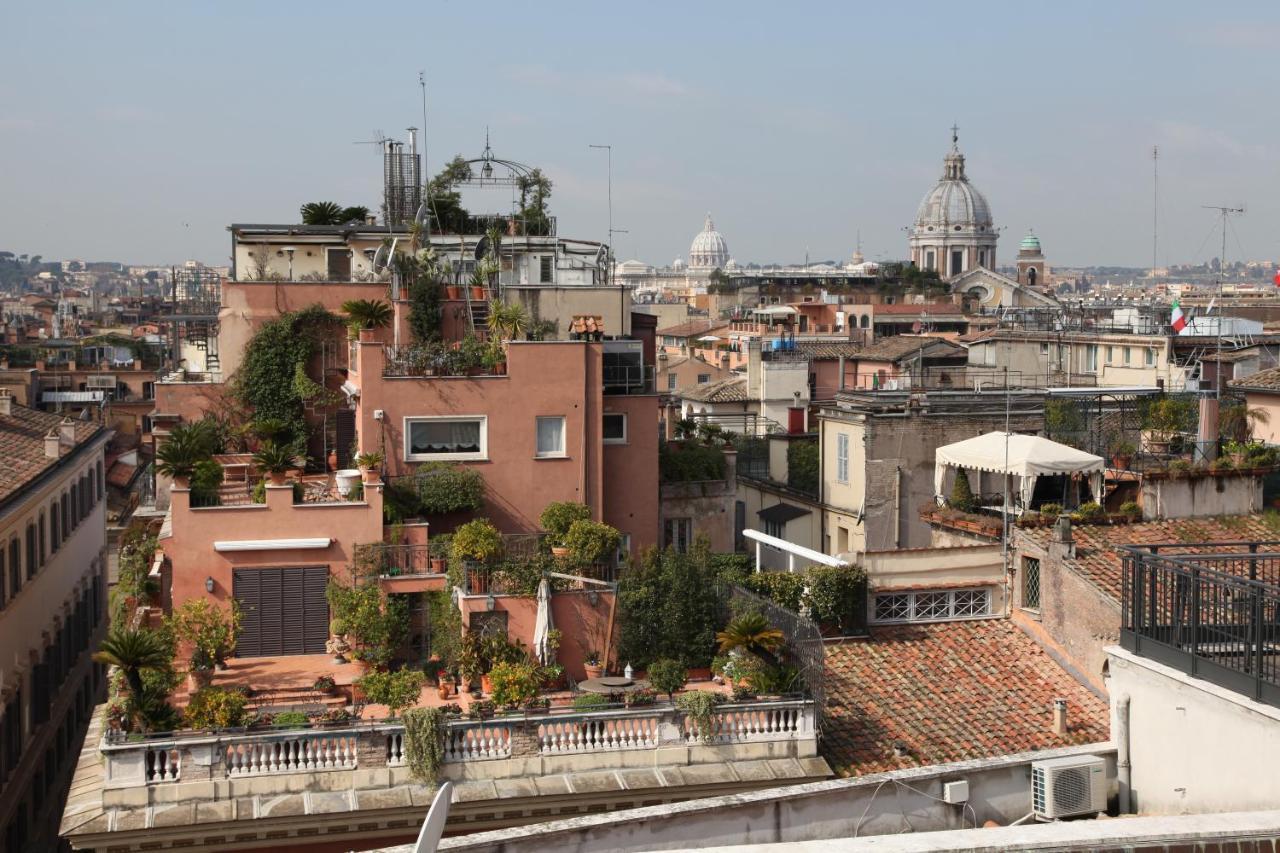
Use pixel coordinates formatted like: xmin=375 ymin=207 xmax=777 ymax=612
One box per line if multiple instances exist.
xmin=467 ymin=291 xmax=490 ymax=336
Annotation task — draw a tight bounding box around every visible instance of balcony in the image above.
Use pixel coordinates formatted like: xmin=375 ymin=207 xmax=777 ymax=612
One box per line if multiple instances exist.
xmin=1120 ymin=543 xmax=1280 ymax=708
xmin=602 ymin=339 xmax=653 ymax=394
xmin=353 ymin=542 xmax=446 ymax=593
xmin=381 ymin=345 xmax=506 ymax=379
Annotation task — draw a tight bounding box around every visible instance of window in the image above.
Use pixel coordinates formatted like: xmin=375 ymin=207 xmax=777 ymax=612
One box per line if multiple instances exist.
xmin=950 ymin=249 xmax=964 ymax=277
xmin=763 ymin=518 xmax=786 ymax=540
xmin=0 ymin=548 xmax=5 ymax=609
xmin=697 ymin=374 xmax=711 ymax=384
xmin=602 ymin=413 xmax=627 ymax=444
xmin=1106 ymin=346 xmax=1114 ymax=364
xmin=925 ymin=250 xmax=935 ymax=271
xmin=539 ymin=255 xmax=553 ymax=283
xmin=664 ymin=518 xmax=693 ymax=553
xmin=859 ymin=314 xmax=869 ymax=329
xmin=615 ymin=533 xmax=631 ymax=566
xmin=7 ymin=539 xmax=19 ymax=598
xmin=836 ymin=432 xmax=849 ymax=484
xmin=26 ymin=524 xmax=36 ymax=580
xmin=50 ymin=501 xmax=59 ymax=553
xmin=666 ymin=372 xmax=677 ymax=391
xmin=1085 ymin=345 xmax=1098 ymax=372
xmin=1123 ymin=347 xmax=1132 ymax=366
xmin=38 ymin=513 xmax=45 ymax=567
xmin=60 ymin=493 xmax=69 ymax=539
xmin=1039 ymin=342 xmax=1049 ymax=354
xmin=1023 ymin=557 xmax=1041 ymax=610
xmin=1145 ymin=348 xmax=1155 ymax=367
xmin=404 ymin=416 xmax=487 ymax=461
xmin=873 ymin=588 xmax=992 ymax=623
xmin=535 ymin=416 xmax=566 ymax=458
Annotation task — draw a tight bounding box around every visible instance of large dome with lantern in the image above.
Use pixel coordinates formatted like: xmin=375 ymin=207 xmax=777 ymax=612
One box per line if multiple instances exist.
xmin=908 ymin=129 xmax=999 ymax=279
xmin=689 ymin=213 xmax=729 ymax=269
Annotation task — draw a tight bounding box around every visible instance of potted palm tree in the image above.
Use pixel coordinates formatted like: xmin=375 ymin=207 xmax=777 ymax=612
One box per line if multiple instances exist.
xmin=355 ymin=451 xmax=383 ymax=484
xmin=93 ymin=626 xmax=173 ymax=707
xmin=253 ymin=441 xmax=297 ymax=486
xmin=341 ymin=298 xmax=393 ymax=341
xmin=156 ymin=422 xmax=217 ymax=488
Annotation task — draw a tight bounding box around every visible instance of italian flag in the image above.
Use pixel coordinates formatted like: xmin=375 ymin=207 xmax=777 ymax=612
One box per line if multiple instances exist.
xmin=1170 ymin=298 xmax=1186 ymax=333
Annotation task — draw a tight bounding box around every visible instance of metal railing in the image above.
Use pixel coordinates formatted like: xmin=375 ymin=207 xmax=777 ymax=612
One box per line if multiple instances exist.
xmin=1120 ymin=544 xmax=1280 ymax=708
xmin=381 ymin=345 xmax=505 ymax=379
xmin=602 ymin=363 xmax=654 ymax=394
xmin=353 ymin=543 xmax=437 ymax=578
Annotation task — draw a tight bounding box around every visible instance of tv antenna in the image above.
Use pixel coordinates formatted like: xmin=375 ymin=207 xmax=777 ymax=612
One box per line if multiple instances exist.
xmin=1200 ymin=203 xmax=1245 ymax=402
xmin=1151 ymin=146 xmax=1158 ymax=282
xmin=353 ymin=130 xmax=389 ymax=147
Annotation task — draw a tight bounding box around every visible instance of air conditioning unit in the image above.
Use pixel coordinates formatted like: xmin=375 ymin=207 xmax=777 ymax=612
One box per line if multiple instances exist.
xmin=1031 ymin=754 xmax=1107 ymax=819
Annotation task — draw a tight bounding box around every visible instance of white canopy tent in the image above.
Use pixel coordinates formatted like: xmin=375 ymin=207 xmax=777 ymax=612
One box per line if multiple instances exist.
xmin=934 ymin=432 xmax=1105 ymax=514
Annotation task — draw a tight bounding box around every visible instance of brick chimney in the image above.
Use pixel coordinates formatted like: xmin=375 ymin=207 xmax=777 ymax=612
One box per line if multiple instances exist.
xmin=59 ymin=417 xmax=76 ymax=446
xmin=0 ymin=389 xmax=11 ymax=416
xmin=44 ymin=429 xmax=61 ymax=459
xmin=1052 ymin=698 xmax=1068 ymax=735
xmin=1049 ymin=515 xmax=1075 ymax=561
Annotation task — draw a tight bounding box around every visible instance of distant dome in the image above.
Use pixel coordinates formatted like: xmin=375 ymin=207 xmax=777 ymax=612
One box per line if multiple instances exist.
xmin=689 ymin=213 xmax=729 ymax=269
xmin=913 ymin=145 xmax=993 ymax=230
xmin=672 ymin=258 xmax=686 ymax=269
xmin=1020 ymin=232 xmax=1042 ymax=253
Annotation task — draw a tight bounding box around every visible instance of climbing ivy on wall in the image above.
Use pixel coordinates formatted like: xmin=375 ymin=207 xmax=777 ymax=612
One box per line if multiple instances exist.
xmin=231 ymin=304 xmax=340 ymax=449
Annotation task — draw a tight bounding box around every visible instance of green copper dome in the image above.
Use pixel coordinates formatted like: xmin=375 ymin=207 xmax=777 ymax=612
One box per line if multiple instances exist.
xmin=1020 ymin=232 xmax=1041 ymax=252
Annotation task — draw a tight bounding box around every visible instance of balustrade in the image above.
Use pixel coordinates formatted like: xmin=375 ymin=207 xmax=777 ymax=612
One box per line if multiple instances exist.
xmin=225 ymin=732 xmax=358 ymax=776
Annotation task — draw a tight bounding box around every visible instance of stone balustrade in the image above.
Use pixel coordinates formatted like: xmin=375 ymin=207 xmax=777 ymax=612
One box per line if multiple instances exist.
xmin=100 ymin=700 xmax=817 ymax=792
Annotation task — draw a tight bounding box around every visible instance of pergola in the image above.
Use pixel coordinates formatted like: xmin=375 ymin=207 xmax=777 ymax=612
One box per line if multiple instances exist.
xmin=934 ymin=431 xmax=1105 ymax=514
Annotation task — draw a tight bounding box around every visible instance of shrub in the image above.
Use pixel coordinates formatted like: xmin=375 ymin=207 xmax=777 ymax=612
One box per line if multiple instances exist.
xmin=466 ymin=699 xmax=495 ymax=720
xmin=357 ymin=669 xmax=425 ymax=715
xmin=1039 ymin=502 xmax=1063 ymax=517
xmin=166 ymin=598 xmax=242 ymax=668
xmin=572 ymin=692 xmax=610 ymax=712
xmin=624 ymin=687 xmax=657 ymax=707
xmin=412 ymin=463 xmax=485 ymax=515
xmin=451 ymin=519 xmax=504 ymax=563
xmin=401 ymin=706 xmax=446 ymax=784
xmin=326 ymin=580 xmax=408 ymax=667
xmin=676 ymin=690 xmax=727 ymax=742
xmin=616 ymin=541 xmax=728 ymax=669
xmin=647 ymin=658 xmax=688 ymax=699
xmin=659 ymin=442 xmax=725 ymax=483
xmin=539 ymin=501 xmax=592 ymax=544
xmin=1072 ymin=502 xmax=1105 ymax=523
xmin=742 ymin=571 xmax=805 ymax=612
xmin=786 ymin=439 xmax=819 ymax=494
xmin=563 ymin=519 xmax=621 ymax=565
xmin=488 ymin=661 xmax=541 ymax=710
xmin=1119 ymin=500 xmax=1141 ymax=518
xmin=948 ymin=469 xmax=977 ymax=513
xmin=313 ymin=675 xmax=337 ymax=693
xmin=271 ymin=711 xmax=309 ymax=728
xmin=804 ymin=564 xmax=867 ymax=634
xmin=183 ymin=687 xmax=248 ymax=730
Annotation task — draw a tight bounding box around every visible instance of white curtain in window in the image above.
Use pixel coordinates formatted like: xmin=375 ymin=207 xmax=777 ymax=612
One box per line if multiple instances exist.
xmin=412 ymin=420 xmax=481 ymax=454
xmin=536 ymin=417 xmax=565 ymax=456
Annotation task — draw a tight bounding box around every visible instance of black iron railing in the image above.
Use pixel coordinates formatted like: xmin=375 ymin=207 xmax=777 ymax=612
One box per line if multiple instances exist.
xmin=1120 ymin=544 xmax=1280 ymax=708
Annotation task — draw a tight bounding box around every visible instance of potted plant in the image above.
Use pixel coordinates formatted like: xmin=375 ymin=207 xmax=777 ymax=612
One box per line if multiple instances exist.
xmin=1110 ymin=440 xmax=1135 ymax=470
xmin=1119 ymin=500 xmax=1141 ymax=522
xmin=327 ymin=619 xmax=349 ymax=663
xmin=341 ymin=298 xmax=392 ymax=341
xmin=647 ymin=658 xmax=688 ymax=700
xmin=563 ymin=519 xmax=621 ymax=568
xmin=313 ymin=674 xmax=338 ymax=695
xmin=539 ymin=501 xmax=592 ymax=558
xmin=488 ymin=661 xmax=541 ymax=710
xmin=155 ymin=421 xmax=216 ymax=487
xmin=583 ymin=650 xmax=604 ymax=681
xmin=355 ymin=450 xmax=383 ymax=484
xmin=451 ymin=519 xmax=504 ymax=563
xmin=436 ymin=669 xmax=453 ymax=700
xmin=253 ymin=440 xmax=297 ymax=486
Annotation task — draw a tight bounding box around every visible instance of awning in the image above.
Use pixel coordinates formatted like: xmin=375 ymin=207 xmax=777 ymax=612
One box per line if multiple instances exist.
xmin=41 ymin=391 xmax=104 ymax=403
xmin=754 ymin=306 xmax=798 ymax=316
xmin=213 ymin=538 xmax=333 ymax=552
xmin=757 ymin=503 xmax=811 ymax=524
xmin=934 ymin=432 xmax=1105 ymax=512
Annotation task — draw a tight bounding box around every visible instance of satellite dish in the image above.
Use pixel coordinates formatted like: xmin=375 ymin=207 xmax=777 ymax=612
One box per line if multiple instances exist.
xmin=415 ymin=200 xmax=430 ymax=226
xmin=411 ymin=781 xmax=453 ymax=852
xmin=595 ymin=245 xmax=608 ymax=268
xmin=371 ymin=243 xmax=390 ymax=273
xmin=474 ymin=235 xmax=489 ymax=261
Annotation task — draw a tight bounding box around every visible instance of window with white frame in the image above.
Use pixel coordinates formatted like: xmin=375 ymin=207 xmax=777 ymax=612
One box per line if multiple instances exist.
xmin=615 ymin=533 xmax=631 ymax=565
xmin=405 ymin=416 xmax=487 ymax=461
xmin=836 ymin=432 xmax=850 ymax=484
xmin=873 ymin=588 xmax=991 ymax=623
xmin=1085 ymin=345 xmax=1098 ymax=372
xmin=535 ymin=416 xmax=566 ymax=458
xmin=667 ymin=372 xmax=677 ymax=390
xmin=664 ymin=518 xmax=692 ymax=553
xmin=1145 ymin=347 xmax=1154 ymax=366
xmin=602 ymin=413 xmax=628 ymax=444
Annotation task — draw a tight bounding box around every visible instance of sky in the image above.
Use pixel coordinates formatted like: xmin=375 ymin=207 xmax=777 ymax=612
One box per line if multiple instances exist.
xmin=2 ymin=1 xmax=1279 ymax=270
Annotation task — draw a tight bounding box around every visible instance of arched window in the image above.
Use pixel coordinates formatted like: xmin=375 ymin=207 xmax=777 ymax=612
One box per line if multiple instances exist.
xmin=859 ymin=314 xmax=869 ymax=329
xmin=50 ymin=501 xmax=60 ymax=553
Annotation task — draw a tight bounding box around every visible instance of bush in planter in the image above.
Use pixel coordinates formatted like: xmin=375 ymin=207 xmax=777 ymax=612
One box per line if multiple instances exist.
xmin=647 ymin=658 xmax=688 ymax=699
xmin=356 ymin=668 xmax=425 ymax=715
xmin=1071 ymin=502 xmax=1105 ymax=523
xmin=166 ymin=598 xmax=242 ymax=668
xmin=411 ymin=462 xmax=485 ymax=515
xmin=742 ymin=571 xmax=805 ymax=612
xmin=313 ymin=674 xmax=337 ymax=693
xmin=271 ymin=711 xmax=309 ymax=728
xmin=183 ymin=687 xmax=249 ymax=729
xmin=803 ymin=564 xmax=868 ymax=635
xmin=488 ymin=661 xmax=541 ymax=710
xmin=1119 ymin=500 xmax=1141 ymax=519
xmin=624 ymin=687 xmax=657 ymax=707
xmin=539 ymin=501 xmax=592 ymax=547
xmin=451 ymin=519 xmax=504 ymax=563
xmin=325 ymin=580 xmax=408 ymax=668
xmin=572 ymin=692 xmax=610 ymax=712
xmin=563 ymin=519 xmax=621 ymax=566
xmin=252 ymin=440 xmax=299 ymax=476
xmin=1039 ymin=502 xmax=1063 ymax=517
xmin=155 ymin=421 xmax=219 ymax=480
xmin=948 ymin=469 xmax=977 ymax=513
xmin=466 ymin=699 xmax=496 ymax=720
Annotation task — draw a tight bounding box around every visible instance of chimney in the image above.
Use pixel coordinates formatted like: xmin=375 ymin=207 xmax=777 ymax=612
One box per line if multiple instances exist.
xmin=1052 ymin=698 xmax=1068 ymax=735
xmin=0 ymin=389 xmax=11 ymax=416
xmin=720 ymin=353 xmax=730 ymax=371
xmin=44 ymin=429 xmax=61 ymax=459
xmin=59 ymin=417 xmax=76 ymax=446
xmin=365 ymin=213 xmax=378 ymax=226
xmin=1049 ymin=514 xmax=1075 ymax=561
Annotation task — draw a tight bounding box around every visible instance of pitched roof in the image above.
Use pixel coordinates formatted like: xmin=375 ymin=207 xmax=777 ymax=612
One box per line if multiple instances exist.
xmin=1016 ymin=515 xmax=1280 ymax=602
xmin=0 ymin=399 xmax=102 ymax=506
xmin=823 ymin=619 xmax=1109 ymax=777
xmin=1231 ymin=364 xmax=1280 ymax=392
xmin=681 ymin=376 xmax=748 ymax=403
xmin=873 ymin=302 xmax=966 ymax=316
xmin=854 ymin=336 xmax=964 ymax=363
xmin=791 ymin=340 xmax=863 ymax=359
xmin=657 ymin=319 xmax=723 ymax=339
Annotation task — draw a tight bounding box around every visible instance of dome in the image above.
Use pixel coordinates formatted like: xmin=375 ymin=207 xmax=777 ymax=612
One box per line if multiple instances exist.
xmin=1019 ymin=232 xmax=1042 ymax=253
xmin=689 ymin=213 xmax=729 ymax=269
xmin=913 ymin=145 xmax=992 ymax=230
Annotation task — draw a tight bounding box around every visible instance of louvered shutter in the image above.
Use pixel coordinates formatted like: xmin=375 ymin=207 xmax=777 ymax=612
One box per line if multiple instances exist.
xmin=303 ymin=567 xmax=329 ymax=654
xmin=233 ymin=570 xmax=262 ymax=657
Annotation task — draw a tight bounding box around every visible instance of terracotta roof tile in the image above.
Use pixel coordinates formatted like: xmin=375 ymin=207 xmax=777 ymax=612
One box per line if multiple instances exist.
xmin=1232 ymin=365 xmax=1280 ymax=392
xmin=656 ymin=320 xmax=724 ymax=339
xmin=792 ymin=341 xmax=863 ymax=360
xmin=1016 ymin=515 xmax=1280 ymax=602
xmin=853 ymin=336 xmax=964 ymax=363
xmin=0 ymin=399 xmax=102 ymax=504
xmin=873 ymin=302 xmax=966 ymax=316
xmin=822 ymin=620 xmax=1109 ymax=777
xmin=680 ymin=376 xmax=747 ymax=403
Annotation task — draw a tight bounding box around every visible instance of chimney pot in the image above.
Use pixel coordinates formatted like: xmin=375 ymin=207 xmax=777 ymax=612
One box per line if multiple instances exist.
xmin=1052 ymin=698 xmax=1068 ymax=735
xmin=44 ymin=429 xmax=61 ymax=459
xmin=0 ymin=389 xmax=11 ymax=416
xmin=59 ymin=416 xmax=75 ymax=445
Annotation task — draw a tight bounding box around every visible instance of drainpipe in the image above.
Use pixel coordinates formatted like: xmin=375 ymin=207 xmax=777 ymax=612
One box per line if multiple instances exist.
xmin=1116 ymin=694 xmax=1132 ymax=814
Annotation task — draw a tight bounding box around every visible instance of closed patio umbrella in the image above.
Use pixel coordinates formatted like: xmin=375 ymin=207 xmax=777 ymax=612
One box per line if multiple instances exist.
xmin=533 ymin=578 xmax=554 ymax=665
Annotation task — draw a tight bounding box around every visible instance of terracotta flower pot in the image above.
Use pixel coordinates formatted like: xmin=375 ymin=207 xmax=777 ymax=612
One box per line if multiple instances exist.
xmin=583 ymin=664 xmax=604 ymax=680
xmin=429 ymin=557 xmax=446 ymax=574
xmin=551 ymin=546 xmax=570 ymax=559
xmin=480 ymin=674 xmax=493 ymax=695
xmin=187 ymin=669 xmax=213 ymax=692
xmin=268 ymin=471 xmax=287 ymax=486
xmin=471 ymin=286 xmax=486 ymax=300
xmin=446 ymin=286 xmax=462 ymax=300
xmin=360 ymin=467 xmax=379 ymax=484
xmin=438 ymin=683 xmax=452 ymax=700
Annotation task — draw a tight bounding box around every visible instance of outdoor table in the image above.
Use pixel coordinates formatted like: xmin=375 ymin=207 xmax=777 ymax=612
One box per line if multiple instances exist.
xmin=576 ymin=676 xmax=649 ymax=694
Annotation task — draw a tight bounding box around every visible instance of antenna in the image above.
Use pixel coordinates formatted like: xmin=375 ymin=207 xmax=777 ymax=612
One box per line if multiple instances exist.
xmin=1151 ymin=146 xmax=1158 ymax=282
xmin=353 ymin=130 xmax=389 ymax=147
xmin=1200 ymin=203 xmax=1245 ymax=403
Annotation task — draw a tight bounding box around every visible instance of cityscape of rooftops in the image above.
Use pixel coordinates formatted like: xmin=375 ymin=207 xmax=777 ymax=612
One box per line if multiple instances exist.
xmin=3 ymin=3 xmax=1280 ymax=852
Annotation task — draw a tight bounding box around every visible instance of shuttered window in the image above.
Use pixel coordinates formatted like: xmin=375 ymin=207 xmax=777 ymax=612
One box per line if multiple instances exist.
xmin=233 ymin=567 xmax=329 ymax=657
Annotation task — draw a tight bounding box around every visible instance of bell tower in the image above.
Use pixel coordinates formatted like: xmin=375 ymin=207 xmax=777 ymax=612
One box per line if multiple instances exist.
xmin=1016 ymin=230 xmax=1047 ymax=289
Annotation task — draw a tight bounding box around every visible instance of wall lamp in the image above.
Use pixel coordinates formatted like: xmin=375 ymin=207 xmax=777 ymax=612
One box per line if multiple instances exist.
xmin=205 ymin=576 xmax=215 ymax=593
xmin=485 ymin=594 xmax=496 ymax=612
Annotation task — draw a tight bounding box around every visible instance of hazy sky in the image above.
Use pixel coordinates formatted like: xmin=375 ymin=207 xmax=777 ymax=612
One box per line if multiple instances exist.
xmin=3 ymin=1 xmax=1278 ymax=269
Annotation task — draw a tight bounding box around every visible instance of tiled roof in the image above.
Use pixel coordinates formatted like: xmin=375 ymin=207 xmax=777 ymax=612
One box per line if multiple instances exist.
xmin=569 ymin=315 xmax=605 ymax=335
xmin=792 ymin=341 xmax=863 ymax=359
xmin=1016 ymin=515 xmax=1280 ymax=602
xmin=680 ymin=376 xmax=748 ymax=403
xmin=1231 ymin=365 xmax=1280 ymax=392
xmin=656 ymin=320 xmax=723 ymax=339
xmin=854 ymin=336 xmax=964 ymax=363
xmin=0 ymin=400 xmax=102 ymax=505
xmin=823 ymin=620 xmax=1109 ymax=776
